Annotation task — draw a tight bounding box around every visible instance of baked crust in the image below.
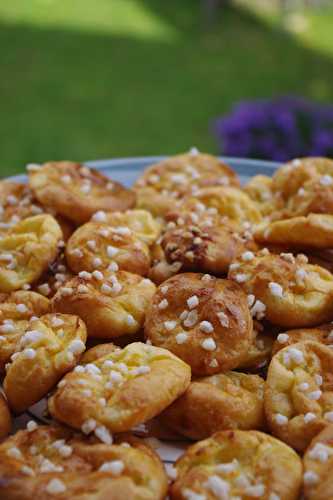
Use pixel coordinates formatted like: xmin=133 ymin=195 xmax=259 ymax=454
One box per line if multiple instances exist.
xmin=243 ymin=174 xmax=284 ymax=216
xmin=160 ymin=371 xmax=265 ymax=440
xmin=48 ymin=342 xmax=191 ymax=433
xmin=66 ymin=221 xmax=151 ymax=276
xmin=255 ymin=214 xmax=333 ymax=249
xmin=34 ymin=252 xmax=74 ymax=298
xmin=102 ymin=209 xmax=162 ymax=246
xmin=0 ymin=215 xmax=63 ymax=292
xmin=170 ymin=430 xmax=302 ymax=500
xmin=303 ymin=424 xmax=333 ymax=500
xmin=228 ymin=250 xmax=333 ymax=328
xmin=271 ymin=324 xmax=333 ymax=357
xmin=4 ymin=313 xmax=87 ymax=413
xmin=52 ymin=271 xmax=156 ymax=339
xmin=134 ymin=152 xmax=239 ymax=217
xmin=28 ymin=161 xmax=136 ymax=224
xmin=0 ymin=425 xmax=168 ymax=500
xmin=0 ymin=392 xmax=11 ymax=439
xmin=265 ymin=340 xmax=333 ymax=452
xmin=144 ymin=273 xmax=253 ymax=375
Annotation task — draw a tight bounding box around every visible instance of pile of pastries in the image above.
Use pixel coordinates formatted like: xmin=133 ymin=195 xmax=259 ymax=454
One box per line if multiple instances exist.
xmin=1 ymin=153 xmax=333 ymax=498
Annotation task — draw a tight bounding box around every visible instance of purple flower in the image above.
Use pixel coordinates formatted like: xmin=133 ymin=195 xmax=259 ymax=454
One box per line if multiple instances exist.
xmin=214 ymin=96 xmax=333 ymax=161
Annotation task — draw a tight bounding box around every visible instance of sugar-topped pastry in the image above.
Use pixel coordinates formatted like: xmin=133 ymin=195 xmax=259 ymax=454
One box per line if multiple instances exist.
xmin=228 ymin=249 xmax=333 ymax=328
xmin=237 ymin=329 xmax=275 ymax=372
xmin=0 ymin=181 xmax=44 ymax=232
xmin=144 ymin=273 xmax=254 ymax=375
xmin=243 ymin=174 xmax=284 ymax=216
xmin=0 ymin=425 xmax=168 ymax=500
xmin=148 ymin=242 xmax=183 ymax=285
xmin=0 ymin=214 xmax=63 ymax=292
xmin=265 ymin=340 xmax=333 ymax=452
xmin=34 ymin=252 xmax=74 ymax=298
xmin=255 ymin=214 xmax=333 ymax=249
xmin=4 ymin=313 xmax=87 ymax=413
xmin=66 ymin=221 xmax=151 ymax=276
xmin=28 ymin=161 xmax=136 ymax=224
xmin=100 ymin=209 xmax=162 ymax=246
xmin=48 ymin=342 xmax=191 ymax=433
xmin=303 ymin=424 xmax=333 ymax=500
xmin=52 ymin=270 xmax=156 ymax=339
xmin=160 ymin=371 xmax=265 ymax=440
xmin=161 ymin=214 xmax=257 ymax=276
xmin=170 ymin=430 xmax=302 ymax=500
xmin=134 ymin=151 xmax=239 ymax=217
xmin=272 ymin=324 xmax=333 ymax=357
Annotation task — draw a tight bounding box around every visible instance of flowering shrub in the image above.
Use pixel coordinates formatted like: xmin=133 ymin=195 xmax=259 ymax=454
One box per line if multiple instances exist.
xmin=214 ymin=96 xmax=333 ymax=161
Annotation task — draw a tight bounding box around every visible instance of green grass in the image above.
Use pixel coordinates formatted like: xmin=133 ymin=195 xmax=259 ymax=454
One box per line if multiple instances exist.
xmin=1 ymin=0 xmax=333 ymax=176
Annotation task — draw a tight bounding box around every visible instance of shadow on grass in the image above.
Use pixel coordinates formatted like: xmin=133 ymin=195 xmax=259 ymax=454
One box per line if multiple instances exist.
xmin=1 ymin=2 xmax=333 ymax=175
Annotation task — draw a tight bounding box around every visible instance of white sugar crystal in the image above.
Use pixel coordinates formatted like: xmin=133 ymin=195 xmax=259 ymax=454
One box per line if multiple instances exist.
xmin=46 ymin=478 xmax=66 ymax=495
xmin=280 ymin=252 xmax=295 ymax=264
xmin=244 ymin=484 xmax=265 ymax=497
xmin=7 ymin=447 xmax=22 ymax=459
xmin=314 ymin=374 xmax=323 ymax=386
xmin=201 ymin=337 xmax=216 ymax=351
xmin=94 ymin=425 xmax=113 ymax=445
xmin=58 ymin=445 xmax=72 ymax=458
xmin=0 ymin=323 xmax=15 ymax=333
xmin=92 ymin=210 xmax=107 ymax=222
xmin=268 ymin=282 xmax=283 ymax=298
xmin=298 ymin=382 xmax=309 ymax=391
xmin=183 ymin=310 xmax=198 ymax=328
xmin=16 ymin=303 xmax=28 ymax=313
xmin=324 ymin=411 xmax=333 ymax=422
xmin=304 ymin=412 xmax=316 ymax=423
xmin=107 ymin=245 xmax=119 ymax=257
xmin=26 ymin=420 xmax=38 ymax=432
xmin=303 ymin=471 xmax=319 ymax=485
xmin=277 ymin=333 xmax=289 ymax=344
xmin=81 ymin=418 xmax=97 ymax=434
xmin=160 ymin=285 xmax=169 ymax=295
xmin=87 ymin=240 xmax=96 ymax=251
xmin=234 ymin=273 xmax=249 ymax=283
xmin=289 ymin=347 xmax=304 ymax=364
xmin=108 ymin=261 xmax=119 ymax=272
xmin=99 ymin=459 xmax=124 ymax=475
xmin=199 ymin=321 xmax=214 ymax=334
xmin=204 ymin=475 xmax=229 ymax=498
xmin=320 ymin=174 xmax=333 ymax=186
xmin=71 ymin=248 xmax=83 ymax=258
xmin=164 ymin=320 xmax=177 ymax=331
xmin=22 ymin=348 xmax=36 ymax=359
xmin=92 ymin=270 xmax=104 ymax=280
xmin=51 ymin=317 xmax=65 ymax=327
xmin=176 ymin=333 xmax=188 ymax=344
xmin=79 ymin=271 xmax=92 ymax=280
xmin=187 ymin=295 xmax=199 ymax=309
xmin=21 ymin=465 xmax=34 ymax=476
xmin=68 ymin=339 xmax=85 ymax=354
xmin=308 ymin=443 xmax=332 ymax=463
xmin=182 ymin=489 xmax=206 ymax=500
xmin=158 ymin=299 xmax=168 ymax=310
xmin=308 ymin=390 xmax=322 ymax=401
xmin=242 ymin=251 xmax=254 ymax=261
xmin=274 ymin=413 xmax=288 ymax=425
xmin=250 ymin=299 xmax=266 ymax=319
xmin=61 ymin=174 xmax=71 ymax=184
xmin=217 ymin=311 xmax=229 ymax=327
xmin=126 ymin=314 xmax=135 ymax=326
xmin=247 ymin=294 xmax=255 ymax=307
xmin=61 ymin=287 xmax=73 ymax=296
xmin=215 ymin=459 xmax=238 ymax=474
xmin=92 ymin=257 xmax=103 ymax=267
xmin=38 ymin=283 xmax=51 ymax=296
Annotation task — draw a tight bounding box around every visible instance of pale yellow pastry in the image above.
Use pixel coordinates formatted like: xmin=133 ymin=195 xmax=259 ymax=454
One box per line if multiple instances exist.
xmin=4 ymin=313 xmax=87 ymax=413
xmin=48 ymin=342 xmax=191 ymax=433
xmin=0 ymin=181 xmax=45 ymax=231
xmin=0 ymin=392 xmax=11 ymax=439
xmin=228 ymin=249 xmax=333 ymax=328
xmin=179 ymin=186 xmax=262 ymax=228
xmin=0 ymin=214 xmax=63 ymax=292
xmin=303 ymin=424 xmax=333 ymax=500
xmin=102 ymin=209 xmax=162 ymax=246
xmin=144 ymin=273 xmax=254 ymax=375
xmin=255 ymin=214 xmax=333 ymax=249
xmin=243 ymin=174 xmax=284 ymax=216
xmin=66 ymin=221 xmax=151 ymax=277
xmin=161 ymin=214 xmax=257 ymax=276
xmin=170 ymin=430 xmax=302 ymax=500
xmin=160 ymin=371 xmax=265 ymax=440
xmin=134 ymin=151 xmax=239 ymax=217
xmin=0 ymin=291 xmax=50 ymax=373
xmin=237 ymin=331 xmax=275 ymax=372
xmin=265 ymin=341 xmax=333 ymax=452
xmin=52 ymin=271 xmax=156 ymax=339
xmin=0 ymin=424 xmax=168 ymax=500
xmin=28 ymin=161 xmax=136 ymax=224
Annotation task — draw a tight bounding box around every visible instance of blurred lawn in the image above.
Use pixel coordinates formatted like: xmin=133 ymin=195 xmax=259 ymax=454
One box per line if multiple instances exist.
xmin=1 ymin=0 xmax=333 ymax=176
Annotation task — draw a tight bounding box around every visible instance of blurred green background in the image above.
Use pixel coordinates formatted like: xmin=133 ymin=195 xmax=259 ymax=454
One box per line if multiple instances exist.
xmin=1 ymin=0 xmax=333 ymax=176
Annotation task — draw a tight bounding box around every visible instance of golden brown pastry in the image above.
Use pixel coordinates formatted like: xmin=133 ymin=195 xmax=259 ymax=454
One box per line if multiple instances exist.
xmin=28 ymin=161 xmax=136 ymax=224
xmin=148 ymin=242 xmax=183 ymax=285
xmin=271 ymin=324 xmax=333 ymax=357
xmin=228 ymin=249 xmax=333 ymax=328
xmin=80 ymin=343 xmax=119 ymax=364
xmin=0 ymin=214 xmax=63 ymax=292
xmin=243 ymin=174 xmax=284 ymax=216
xmin=144 ymin=273 xmax=254 ymax=375
xmin=48 ymin=342 xmax=191 ymax=434
xmin=0 ymin=181 xmax=45 ymax=232
xmin=4 ymin=313 xmax=87 ymax=413
xmin=160 ymin=371 xmax=265 ymax=440
xmin=134 ymin=151 xmax=239 ymax=217
xmin=170 ymin=430 xmax=302 ymax=500
xmin=303 ymin=424 xmax=333 ymax=500
xmin=51 ymin=271 xmax=156 ymax=339
xmin=255 ymin=214 xmax=333 ymax=249
xmin=0 ymin=392 xmax=11 ymax=439
xmin=237 ymin=331 xmax=275 ymax=372
xmin=66 ymin=221 xmax=151 ymax=276
xmin=101 ymin=209 xmax=162 ymax=246
xmin=265 ymin=341 xmax=333 ymax=452
xmin=0 ymin=424 xmax=168 ymax=500
xmin=161 ymin=214 xmax=257 ymax=276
